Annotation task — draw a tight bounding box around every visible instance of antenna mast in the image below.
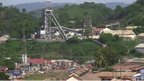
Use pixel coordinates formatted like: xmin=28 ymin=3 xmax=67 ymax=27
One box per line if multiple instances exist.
xmin=22 ymin=27 xmax=27 ymax=65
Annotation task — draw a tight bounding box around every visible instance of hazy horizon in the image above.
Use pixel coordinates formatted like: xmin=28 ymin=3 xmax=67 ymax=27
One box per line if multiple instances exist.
xmin=1 ymin=0 xmax=137 ymax=6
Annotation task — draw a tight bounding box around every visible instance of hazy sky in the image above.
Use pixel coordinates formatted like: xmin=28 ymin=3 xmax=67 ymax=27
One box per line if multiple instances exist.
xmin=1 ymin=0 xmax=137 ymax=6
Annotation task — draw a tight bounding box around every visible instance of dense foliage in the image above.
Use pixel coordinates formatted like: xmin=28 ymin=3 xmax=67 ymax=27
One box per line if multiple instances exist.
xmin=54 ymin=0 xmax=144 ymax=29
xmin=0 ymin=6 xmax=39 ymax=38
xmin=112 ymin=0 xmax=144 ymax=26
xmin=0 ymin=72 xmax=9 ymax=80
xmin=0 ymin=37 xmax=139 ymax=68
xmin=54 ymin=2 xmax=113 ymax=28
xmin=133 ymin=26 xmax=144 ymax=35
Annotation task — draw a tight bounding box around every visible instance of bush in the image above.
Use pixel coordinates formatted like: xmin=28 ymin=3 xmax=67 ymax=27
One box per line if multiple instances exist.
xmin=0 ymin=72 xmax=9 ymax=80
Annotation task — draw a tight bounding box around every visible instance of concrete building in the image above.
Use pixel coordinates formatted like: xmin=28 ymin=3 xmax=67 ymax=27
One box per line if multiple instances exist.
xmin=112 ymin=30 xmax=137 ymax=40
xmin=125 ymin=58 xmax=144 ymax=63
xmin=112 ymin=64 xmax=144 ymax=72
xmin=95 ymin=72 xmax=136 ymax=81
xmin=67 ymin=67 xmax=101 ymax=81
xmin=135 ymin=43 xmax=144 ymax=53
xmin=0 ymin=35 xmax=10 ymax=44
xmin=125 ymin=26 xmax=138 ymax=30
xmin=0 ymin=66 xmax=8 ymax=73
xmin=92 ymin=27 xmax=112 ymax=39
xmin=138 ymin=33 xmax=144 ymax=42
xmin=91 ymin=27 xmax=136 ymax=40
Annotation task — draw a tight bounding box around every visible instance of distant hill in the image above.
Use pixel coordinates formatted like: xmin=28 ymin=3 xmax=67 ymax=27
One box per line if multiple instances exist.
xmin=113 ymin=0 xmax=144 ymax=26
xmin=53 ymin=2 xmax=113 ymax=28
xmin=105 ymin=2 xmax=129 ymax=9
xmin=30 ymin=2 xmax=130 ymax=28
xmin=15 ymin=2 xmax=73 ymax=11
xmin=15 ymin=2 xmax=129 ymax=11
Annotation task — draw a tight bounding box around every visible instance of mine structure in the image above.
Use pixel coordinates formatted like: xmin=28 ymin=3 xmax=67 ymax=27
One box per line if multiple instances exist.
xmin=41 ymin=0 xmax=68 ymax=40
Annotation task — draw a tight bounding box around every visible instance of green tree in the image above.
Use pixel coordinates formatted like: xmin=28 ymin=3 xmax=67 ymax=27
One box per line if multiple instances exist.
xmin=0 ymin=3 xmax=2 ymax=7
xmin=1 ymin=59 xmax=15 ymax=70
xmin=0 ymin=7 xmax=39 ymax=38
xmin=133 ymin=26 xmax=144 ymax=35
xmin=66 ymin=36 xmax=80 ymax=44
xmin=136 ymin=0 xmax=144 ymax=5
xmin=0 ymin=72 xmax=9 ymax=80
xmin=113 ymin=5 xmax=124 ymax=19
xmin=99 ymin=33 xmax=114 ymax=44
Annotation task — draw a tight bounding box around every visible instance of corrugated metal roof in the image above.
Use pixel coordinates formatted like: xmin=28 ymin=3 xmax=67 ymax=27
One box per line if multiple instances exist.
xmin=135 ymin=43 xmax=144 ymax=48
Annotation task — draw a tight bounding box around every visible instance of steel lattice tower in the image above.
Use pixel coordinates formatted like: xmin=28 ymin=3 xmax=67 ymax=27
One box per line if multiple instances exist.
xmin=83 ymin=16 xmax=93 ymax=37
xmin=43 ymin=0 xmax=67 ymax=40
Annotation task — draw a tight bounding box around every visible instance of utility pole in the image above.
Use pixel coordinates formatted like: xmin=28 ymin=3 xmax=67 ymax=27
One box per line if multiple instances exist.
xmin=22 ymin=26 xmax=27 ymax=65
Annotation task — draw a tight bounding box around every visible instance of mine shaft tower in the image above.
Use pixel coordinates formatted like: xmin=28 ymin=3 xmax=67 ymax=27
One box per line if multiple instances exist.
xmin=83 ymin=16 xmax=93 ymax=37
xmin=43 ymin=0 xmax=67 ymax=40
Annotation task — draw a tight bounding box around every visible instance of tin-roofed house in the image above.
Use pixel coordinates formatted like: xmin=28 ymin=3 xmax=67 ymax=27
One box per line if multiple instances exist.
xmin=67 ymin=67 xmax=101 ymax=81
xmin=135 ymin=43 xmax=144 ymax=54
xmin=27 ymin=58 xmax=48 ymax=71
xmin=0 ymin=66 xmax=8 ymax=73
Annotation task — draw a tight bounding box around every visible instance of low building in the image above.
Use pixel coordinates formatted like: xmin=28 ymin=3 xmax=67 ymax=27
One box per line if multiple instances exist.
xmin=67 ymin=75 xmax=81 ymax=81
xmin=111 ymin=30 xmax=137 ymax=40
xmin=92 ymin=27 xmax=112 ymax=35
xmin=28 ymin=58 xmax=47 ymax=65
xmin=51 ymin=59 xmax=77 ymax=70
xmin=67 ymin=67 xmax=101 ymax=81
xmin=111 ymin=78 xmax=123 ymax=81
xmin=125 ymin=58 xmax=144 ymax=63
xmin=125 ymin=26 xmax=138 ymax=30
xmin=133 ymin=73 xmax=144 ymax=81
xmin=40 ymin=30 xmax=46 ymax=39
xmin=91 ymin=27 xmax=136 ymax=40
xmin=84 ymin=60 xmax=95 ymax=69
xmin=69 ymin=67 xmax=89 ymax=77
xmin=0 ymin=66 xmax=8 ymax=73
xmin=112 ymin=64 xmax=143 ymax=72
xmin=27 ymin=58 xmax=48 ymax=71
xmin=137 ymin=33 xmax=144 ymax=42
xmin=91 ymin=27 xmax=112 ymax=39
xmin=0 ymin=35 xmax=10 ymax=44
xmin=135 ymin=43 xmax=144 ymax=53
xmin=95 ymin=72 xmax=136 ymax=80
xmin=67 ymin=72 xmax=101 ymax=81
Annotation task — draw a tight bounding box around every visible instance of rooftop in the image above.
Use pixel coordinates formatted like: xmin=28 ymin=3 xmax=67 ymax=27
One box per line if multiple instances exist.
xmin=138 ymin=33 xmax=144 ymax=37
xmin=74 ymin=67 xmax=89 ymax=76
xmin=113 ymin=64 xmax=141 ymax=69
xmin=28 ymin=58 xmax=46 ymax=64
xmin=113 ymin=30 xmax=136 ymax=35
xmin=95 ymin=72 xmax=136 ymax=78
xmin=79 ymin=72 xmax=101 ymax=80
xmin=0 ymin=66 xmax=8 ymax=72
xmin=69 ymin=67 xmax=89 ymax=77
xmin=92 ymin=28 xmax=106 ymax=32
xmin=135 ymin=43 xmax=144 ymax=48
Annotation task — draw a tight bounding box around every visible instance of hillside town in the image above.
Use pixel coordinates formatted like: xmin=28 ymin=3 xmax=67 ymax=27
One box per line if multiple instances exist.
xmin=1 ymin=25 xmax=144 ymax=81
xmin=1 ymin=0 xmax=144 ymax=81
